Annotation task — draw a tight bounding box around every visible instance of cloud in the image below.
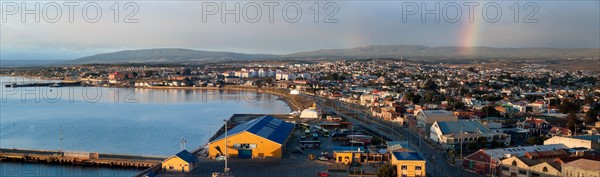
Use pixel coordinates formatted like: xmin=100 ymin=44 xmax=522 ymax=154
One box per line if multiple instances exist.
xmin=1 ymin=1 xmax=598 ymax=60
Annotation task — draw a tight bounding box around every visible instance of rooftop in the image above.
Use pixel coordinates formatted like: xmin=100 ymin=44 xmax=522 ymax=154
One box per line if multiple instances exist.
xmin=211 ymin=115 xmax=294 ymax=145
xmin=436 ymin=120 xmax=491 ymax=135
xmin=420 ymin=110 xmax=454 ymax=116
xmin=563 ymin=159 xmax=600 ymax=171
xmin=392 ymin=152 xmax=425 ymax=161
xmin=483 ymin=144 xmax=569 ymax=162
xmin=572 ymin=135 xmax=600 ymax=142
xmin=174 ymin=150 xmax=197 ymax=163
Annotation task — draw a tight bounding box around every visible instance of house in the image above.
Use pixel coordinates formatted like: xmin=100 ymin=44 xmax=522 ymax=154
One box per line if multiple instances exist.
xmin=517 ymin=117 xmax=552 ymax=135
xmin=544 ymin=135 xmax=600 ymax=151
xmin=390 ymin=152 xmax=426 ymax=177
xmin=429 ymin=120 xmax=510 ymax=150
xmin=161 ymin=150 xmax=198 ymax=172
xmin=414 ymin=109 xmax=458 ymax=138
xmin=208 ymin=116 xmax=294 ymax=159
xmin=548 ymin=126 xmax=572 ymax=137
xmin=561 ymin=159 xmax=600 ymax=177
xmin=463 ymin=144 xmax=569 ymax=176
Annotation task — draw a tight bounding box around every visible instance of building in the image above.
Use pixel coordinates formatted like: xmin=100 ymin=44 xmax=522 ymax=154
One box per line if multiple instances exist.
xmin=430 ymin=120 xmax=510 ymax=150
xmin=386 ymin=141 xmax=417 ymax=152
xmin=544 ymin=135 xmax=600 ymax=151
xmin=333 ymin=146 xmax=365 ymax=164
xmin=390 ymin=152 xmax=426 ymax=177
xmin=561 ymin=159 xmax=600 ymax=177
xmin=415 ymin=109 xmax=457 ymax=138
xmin=300 ymin=104 xmax=320 ymax=119
xmin=500 ymin=155 xmax=562 ymax=177
xmin=161 ymin=150 xmax=198 ymax=172
xmin=224 ymin=76 xmax=241 ymax=84
xmin=208 ymin=116 xmax=294 ymax=159
xmin=332 ymin=146 xmax=388 ymax=165
xmin=463 ymin=144 xmax=568 ymax=176
xmin=517 ymin=117 xmax=552 ymax=135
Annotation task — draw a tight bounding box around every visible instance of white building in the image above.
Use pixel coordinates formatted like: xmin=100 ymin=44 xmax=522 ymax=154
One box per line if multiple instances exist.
xmin=430 ymin=120 xmax=510 ymax=150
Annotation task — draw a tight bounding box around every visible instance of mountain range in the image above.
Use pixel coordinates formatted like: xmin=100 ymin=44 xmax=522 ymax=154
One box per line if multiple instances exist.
xmin=66 ymin=45 xmax=600 ymax=64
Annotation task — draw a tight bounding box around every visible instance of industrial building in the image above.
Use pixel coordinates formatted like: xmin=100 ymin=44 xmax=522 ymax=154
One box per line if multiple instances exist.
xmin=208 ymin=115 xmax=294 ymax=159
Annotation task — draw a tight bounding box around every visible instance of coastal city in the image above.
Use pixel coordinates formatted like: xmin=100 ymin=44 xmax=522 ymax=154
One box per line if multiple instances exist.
xmin=1 ymin=58 xmax=599 ymax=177
xmin=1 ymin=0 xmax=599 ymax=177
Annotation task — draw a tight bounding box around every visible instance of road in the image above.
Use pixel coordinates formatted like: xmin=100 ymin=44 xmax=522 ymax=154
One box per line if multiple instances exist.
xmin=303 ymin=94 xmax=468 ymax=177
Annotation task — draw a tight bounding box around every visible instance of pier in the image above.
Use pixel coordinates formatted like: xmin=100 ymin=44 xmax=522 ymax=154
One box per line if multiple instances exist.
xmin=4 ymin=81 xmax=82 ymax=88
xmin=0 ymin=148 xmax=165 ymax=169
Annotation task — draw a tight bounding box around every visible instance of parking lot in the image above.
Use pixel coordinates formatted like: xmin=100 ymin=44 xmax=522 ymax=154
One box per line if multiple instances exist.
xmin=156 ymin=120 xmax=380 ymax=177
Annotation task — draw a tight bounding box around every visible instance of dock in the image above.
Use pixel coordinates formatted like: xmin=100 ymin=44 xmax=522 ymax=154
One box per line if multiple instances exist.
xmin=0 ymin=148 xmax=165 ymax=169
xmin=4 ymin=81 xmax=82 ymax=88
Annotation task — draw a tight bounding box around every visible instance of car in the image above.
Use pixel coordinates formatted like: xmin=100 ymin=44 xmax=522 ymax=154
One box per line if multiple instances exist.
xmin=316 ymin=172 xmax=330 ymax=177
xmin=320 ymin=152 xmax=331 ymax=159
xmin=292 ymin=147 xmax=304 ymax=154
xmin=215 ymin=155 xmax=226 ymax=161
xmin=318 ymin=155 xmax=329 ymax=161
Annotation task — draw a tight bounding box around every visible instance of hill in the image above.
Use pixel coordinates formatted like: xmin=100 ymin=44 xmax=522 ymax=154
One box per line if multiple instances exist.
xmin=66 ymin=45 xmax=600 ymax=64
xmin=67 ymin=48 xmax=275 ymax=64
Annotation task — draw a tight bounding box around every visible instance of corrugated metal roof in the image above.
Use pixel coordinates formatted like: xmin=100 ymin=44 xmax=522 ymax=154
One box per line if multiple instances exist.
xmin=437 ymin=120 xmax=491 ymax=135
xmin=211 ymin=115 xmax=294 ymax=145
xmin=175 ymin=150 xmax=197 ymax=163
xmin=392 ymin=152 xmax=425 ymax=160
xmin=483 ymin=144 xmax=568 ymax=162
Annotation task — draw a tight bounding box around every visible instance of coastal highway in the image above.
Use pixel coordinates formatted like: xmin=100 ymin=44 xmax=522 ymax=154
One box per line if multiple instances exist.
xmin=302 ymin=94 xmax=470 ymax=177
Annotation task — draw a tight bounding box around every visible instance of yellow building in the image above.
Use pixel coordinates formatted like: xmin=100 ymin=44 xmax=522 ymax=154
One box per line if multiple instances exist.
xmin=333 ymin=146 xmax=364 ymax=164
xmin=161 ymin=150 xmax=198 ymax=172
xmin=500 ymin=156 xmax=561 ymax=177
xmin=390 ymin=152 xmax=426 ymax=177
xmin=208 ymin=116 xmax=294 ymax=159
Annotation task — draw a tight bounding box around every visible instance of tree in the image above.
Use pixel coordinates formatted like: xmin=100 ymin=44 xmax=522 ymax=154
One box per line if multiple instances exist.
xmin=477 ymin=137 xmax=488 ymax=148
xmin=567 ymin=112 xmax=579 ymax=133
xmin=411 ymin=94 xmax=422 ymax=104
xmin=559 ymin=100 xmax=581 ymax=114
xmin=585 ymin=111 xmax=598 ymax=124
xmin=182 ymin=68 xmax=192 ymax=76
xmin=376 ymin=164 xmax=397 ymax=177
xmin=424 ymin=80 xmax=438 ymax=90
xmin=144 ymin=70 xmax=154 ymax=77
xmin=255 ymin=80 xmax=263 ymax=88
xmin=468 ymin=141 xmax=478 ymax=151
xmin=527 ymin=137 xmax=537 ymax=145
xmin=466 ymin=67 xmax=477 ymax=73
xmin=265 ymin=77 xmax=273 ymax=86
xmin=424 ymin=92 xmax=434 ymax=103
xmin=490 ymin=140 xmax=500 ymax=148
xmin=183 ymin=77 xmax=193 ymax=86
xmin=482 ymin=106 xmax=500 ymax=117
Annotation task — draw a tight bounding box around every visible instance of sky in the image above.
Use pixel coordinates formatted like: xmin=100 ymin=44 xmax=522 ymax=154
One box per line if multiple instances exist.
xmin=1 ymin=0 xmax=599 ymax=60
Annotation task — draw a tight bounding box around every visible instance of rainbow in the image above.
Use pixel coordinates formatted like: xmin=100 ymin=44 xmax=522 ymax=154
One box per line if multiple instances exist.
xmin=458 ymin=11 xmax=480 ymax=56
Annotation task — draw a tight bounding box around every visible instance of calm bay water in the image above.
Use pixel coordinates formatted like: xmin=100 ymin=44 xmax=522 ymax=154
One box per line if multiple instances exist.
xmin=0 ymin=77 xmax=291 ymax=176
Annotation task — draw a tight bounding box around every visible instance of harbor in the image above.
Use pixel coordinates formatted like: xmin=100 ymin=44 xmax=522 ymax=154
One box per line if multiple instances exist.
xmin=0 ymin=148 xmax=165 ymax=168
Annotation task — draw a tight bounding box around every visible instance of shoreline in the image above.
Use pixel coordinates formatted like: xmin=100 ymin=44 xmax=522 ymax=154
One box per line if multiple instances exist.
xmin=139 ymin=85 xmax=306 ymax=111
xmin=0 ymin=75 xmax=309 ymax=112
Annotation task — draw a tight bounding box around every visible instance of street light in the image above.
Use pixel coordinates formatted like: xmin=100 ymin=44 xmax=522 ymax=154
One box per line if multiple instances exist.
xmin=223 ymin=119 xmax=230 ymax=175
